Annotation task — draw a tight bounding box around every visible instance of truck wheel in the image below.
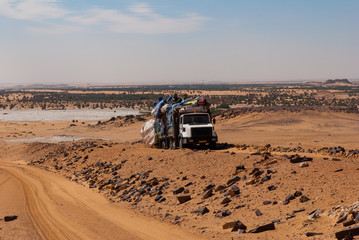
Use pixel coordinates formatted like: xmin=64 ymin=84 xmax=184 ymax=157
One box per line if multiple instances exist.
xmin=169 ymin=139 xmax=175 ymax=149
xmin=179 ymin=138 xmax=183 ymax=149
xmin=161 ymin=140 xmax=167 ymax=149
xmin=209 ymin=143 xmax=216 ymax=150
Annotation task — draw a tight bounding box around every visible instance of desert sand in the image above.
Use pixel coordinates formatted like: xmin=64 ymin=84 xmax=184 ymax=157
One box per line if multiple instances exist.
xmin=0 ymin=109 xmax=358 ymax=240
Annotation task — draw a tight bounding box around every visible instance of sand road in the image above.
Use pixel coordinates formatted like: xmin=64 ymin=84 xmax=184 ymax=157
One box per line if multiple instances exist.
xmin=0 ymin=161 xmax=203 ymax=240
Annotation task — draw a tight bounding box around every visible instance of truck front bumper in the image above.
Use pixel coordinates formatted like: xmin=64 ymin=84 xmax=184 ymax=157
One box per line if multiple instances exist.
xmin=183 ymin=137 xmax=217 ymax=145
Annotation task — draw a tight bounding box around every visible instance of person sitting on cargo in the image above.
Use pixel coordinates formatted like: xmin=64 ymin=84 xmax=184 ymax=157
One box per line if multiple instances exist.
xmin=173 ymin=93 xmax=182 ymax=103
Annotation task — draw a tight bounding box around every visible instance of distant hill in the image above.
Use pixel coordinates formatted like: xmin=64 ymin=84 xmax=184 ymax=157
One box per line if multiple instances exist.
xmin=324 ymin=79 xmax=352 ymax=85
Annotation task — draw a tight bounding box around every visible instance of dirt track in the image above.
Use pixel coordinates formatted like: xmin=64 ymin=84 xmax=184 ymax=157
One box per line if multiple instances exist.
xmin=0 ymin=160 xmax=203 ymax=240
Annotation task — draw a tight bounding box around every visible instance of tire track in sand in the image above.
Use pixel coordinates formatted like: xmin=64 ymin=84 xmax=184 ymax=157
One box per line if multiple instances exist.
xmin=0 ymin=163 xmax=205 ymax=240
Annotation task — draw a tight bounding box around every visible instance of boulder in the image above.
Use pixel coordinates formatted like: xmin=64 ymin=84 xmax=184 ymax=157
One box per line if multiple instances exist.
xmin=228 ymin=186 xmax=240 ymax=197
xmin=335 ymin=225 xmax=359 ymax=239
xmin=202 ymin=189 xmax=213 ymax=199
xmin=177 ymin=194 xmax=191 ymax=204
xmin=248 ymin=222 xmax=275 ymax=233
xmin=4 ymin=215 xmax=18 ymax=222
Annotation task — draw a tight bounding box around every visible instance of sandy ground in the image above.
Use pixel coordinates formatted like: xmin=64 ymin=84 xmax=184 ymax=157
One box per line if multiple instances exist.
xmin=0 ymin=109 xmax=358 ymax=240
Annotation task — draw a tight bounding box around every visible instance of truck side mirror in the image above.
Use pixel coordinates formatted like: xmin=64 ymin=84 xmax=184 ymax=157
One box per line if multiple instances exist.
xmin=212 ymin=118 xmax=216 ymax=124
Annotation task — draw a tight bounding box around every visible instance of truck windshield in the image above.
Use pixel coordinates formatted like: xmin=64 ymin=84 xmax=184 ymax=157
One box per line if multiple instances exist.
xmin=183 ymin=114 xmax=210 ymax=125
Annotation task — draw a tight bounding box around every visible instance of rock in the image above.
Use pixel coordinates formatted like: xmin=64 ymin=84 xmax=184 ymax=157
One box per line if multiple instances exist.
xmin=191 ymin=207 xmax=209 ymax=215
xmin=231 ymin=221 xmax=247 ymax=232
xmin=204 ymin=182 xmax=216 ymax=191
xmin=223 ymin=221 xmax=236 ymax=229
xmin=174 ymin=216 xmax=181 ymax=221
xmin=236 ymin=165 xmax=245 ymax=171
xmin=228 ymin=186 xmax=240 ymax=197
xmin=235 ymin=204 xmax=245 ymax=209
xmin=293 ymin=208 xmax=305 ymax=213
xmin=216 ymin=210 xmax=232 ymax=218
xmin=300 ymin=195 xmax=310 ymax=203
xmin=335 ymin=225 xmax=359 ymax=239
xmin=184 ymin=182 xmax=192 ymax=187
xmin=294 ymin=191 xmax=303 ymax=197
xmin=263 ymin=201 xmax=272 ymax=205
xmin=148 ymin=156 xmax=153 ymax=160
xmin=255 ymin=209 xmax=262 ymax=216
xmin=215 ymin=184 xmax=227 ymax=192
xmin=306 ymin=232 xmax=323 ymax=237
xmin=289 ymin=155 xmax=313 ymax=164
xmin=286 ymin=213 xmax=296 ymax=220
xmin=334 ymin=169 xmax=344 ymax=173
xmin=355 ymin=213 xmax=359 ymax=223
xmin=227 ymin=176 xmax=241 ymax=186
xmin=248 ymin=222 xmax=275 ymax=233
xmin=299 ymin=162 xmax=309 ymax=168
xmin=283 ymin=194 xmax=295 ymax=205
xmin=4 ymin=215 xmax=18 ymax=222
xmin=268 ymin=185 xmax=277 ymax=191
xmin=337 ymin=214 xmax=348 ymax=223
xmin=176 ymin=195 xmax=191 ymax=204
xmin=220 ymin=197 xmax=231 ymax=205
xmin=202 ymin=189 xmax=213 ymax=199
xmin=343 ymin=219 xmax=356 ymax=227
xmin=173 ymin=187 xmax=184 ymax=195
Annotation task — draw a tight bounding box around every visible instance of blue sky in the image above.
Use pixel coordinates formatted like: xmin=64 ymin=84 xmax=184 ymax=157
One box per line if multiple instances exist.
xmin=0 ymin=0 xmax=358 ymax=85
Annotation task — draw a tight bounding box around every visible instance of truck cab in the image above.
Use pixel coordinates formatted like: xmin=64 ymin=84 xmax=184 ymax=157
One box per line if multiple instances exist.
xmin=178 ymin=113 xmax=218 ymax=149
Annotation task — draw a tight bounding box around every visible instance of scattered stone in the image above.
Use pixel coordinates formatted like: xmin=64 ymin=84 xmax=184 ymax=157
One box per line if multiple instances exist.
xmin=337 ymin=215 xmax=348 ymax=224
xmin=177 ymin=195 xmax=191 ymax=204
xmin=231 ymin=221 xmax=247 ymax=232
xmin=4 ymin=216 xmax=18 ymax=222
xmin=148 ymin=156 xmax=153 ymax=160
xmin=299 ymin=162 xmax=309 ymax=168
xmin=235 ymin=204 xmax=245 ymax=209
xmin=334 ymin=169 xmax=344 ymax=173
xmin=263 ymin=201 xmax=272 ymax=205
xmin=236 ymin=165 xmax=245 ymax=171
xmin=268 ymin=185 xmax=277 ymax=191
xmin=306 ymin=232 xmax=323 ymax=237
xmin=173 ymin=187 xmax=184 ymax=195
xmin=223 ymin=221 xmax=237 ymax=229
xmin=286 ymin=213 xmax=296 ymax=220
xmin=283 ymin=194 xmax=295 ymax=205
xmin=255 ymin=209 xmax=263 ymax=216
xmin=294 ymin=191 xmax=303 ymax=197
xmin=300 ymin=195 xmax=310 ymax=203
xmin=332 ymin=158 xmax=341 ymax=161
xmin=202 ymin=189 xmax=213 ymax=199
xmin=204 ymin=182 xmax=215 ymax=191
xmin=293 ymin=208 xmax=305 ymax=214
xmin=335 ymin=225 xmax=359 ymax=240
xmin=215 ymin=184 xmax=227 ymax=192
xmin=184 ymin=182 xmax=193 ymax=187
xmin=248 ymin=222 xmax=275 ymax=233
xmin=191 ymin=207 xmax=209 ymax=215
xmin=343 ymin=219 xmax=356 ymax=227
xmin=289 ymin=155 xmax=313 ymax=164
xmin=220 ymin=197 xmax=231 ymax=205
xmin=228 ymin=186 xmax=240 ymax=197
xmin=227 ymin=176 xmax=241 ymax=186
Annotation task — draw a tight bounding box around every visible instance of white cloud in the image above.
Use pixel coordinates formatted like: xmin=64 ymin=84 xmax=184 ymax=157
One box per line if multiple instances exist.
xmin=0 ymin=1 xmax=209 ymax=34
xmin=28 ymin=24 xmax=88 ymax=35
xmin=68 ymin=8 xmax=209 ymax=34
xmin=0 ymin=0 xmax=69 ymax=21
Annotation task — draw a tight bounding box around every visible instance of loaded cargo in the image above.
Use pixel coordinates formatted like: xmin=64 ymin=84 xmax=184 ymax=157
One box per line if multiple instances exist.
xmin=141 ymin=96 xmax=218 ymax=149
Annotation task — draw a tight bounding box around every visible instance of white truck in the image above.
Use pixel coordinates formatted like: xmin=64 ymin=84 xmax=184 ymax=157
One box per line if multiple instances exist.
xmin=160 ymin=105 xmax=218 ymax=149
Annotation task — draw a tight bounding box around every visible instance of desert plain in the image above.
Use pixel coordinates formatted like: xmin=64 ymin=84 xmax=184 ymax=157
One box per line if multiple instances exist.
xmin=0 ymin=84 xmax=358 ymax=240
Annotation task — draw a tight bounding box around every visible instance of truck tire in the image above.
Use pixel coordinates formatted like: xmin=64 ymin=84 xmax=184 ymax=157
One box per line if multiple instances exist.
xmin=169 ymin=138 xmax=176 ymax=149
xmin=179 ymin=138 xmax=183 ymax=149
xmin=209 ymin=142 xmax=216 ymax=150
